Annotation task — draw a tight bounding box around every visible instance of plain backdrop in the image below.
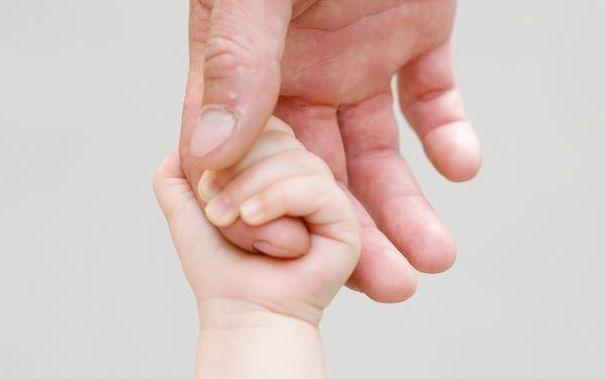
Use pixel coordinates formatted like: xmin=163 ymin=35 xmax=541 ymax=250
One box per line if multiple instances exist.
xmin=1 ymin=1 xmax=604 ymax=378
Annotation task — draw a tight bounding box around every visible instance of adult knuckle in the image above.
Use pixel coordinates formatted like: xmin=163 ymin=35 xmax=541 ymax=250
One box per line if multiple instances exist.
xmin=199 ymin=0 xmax=285 ymax=83
xmin=204 ymin=32 xmax=279 ymax=82
xmin=203 ymin=38 xmax=245 ymax=81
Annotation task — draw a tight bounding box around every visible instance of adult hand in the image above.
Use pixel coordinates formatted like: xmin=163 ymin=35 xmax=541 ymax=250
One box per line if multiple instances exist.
xmin=179 ymin=0 xmax=482 ymax=303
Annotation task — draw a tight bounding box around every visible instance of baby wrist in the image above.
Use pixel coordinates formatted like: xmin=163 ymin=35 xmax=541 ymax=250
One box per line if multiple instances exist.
xmin=198 ymin=298 xmax=323 ymax=330
xmin=196 ymin=299 xmax=328 ymax=379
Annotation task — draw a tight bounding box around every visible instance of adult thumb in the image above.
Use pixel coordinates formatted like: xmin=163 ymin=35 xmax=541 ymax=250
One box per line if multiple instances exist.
xmin=180 ymin=0 xmax=293 ymax=177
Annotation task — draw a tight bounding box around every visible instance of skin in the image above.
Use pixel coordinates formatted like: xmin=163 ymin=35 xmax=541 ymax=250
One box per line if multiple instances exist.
xmin=179 ymin=0 xmax=483 ymax=303
xmin=154 ymin=117 xmax=361 ymax=378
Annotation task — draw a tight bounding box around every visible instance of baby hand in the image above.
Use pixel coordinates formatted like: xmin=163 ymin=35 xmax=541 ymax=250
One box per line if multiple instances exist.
xmin=154 ymin=116 xmax=360 ymax=325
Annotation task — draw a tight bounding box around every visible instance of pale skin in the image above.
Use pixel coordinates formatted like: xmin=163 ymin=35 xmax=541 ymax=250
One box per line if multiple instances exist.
xmin=179 ymin=0 xmax=483 ymax=303
xmin=154 ymin=117 xmax=361 ymax=378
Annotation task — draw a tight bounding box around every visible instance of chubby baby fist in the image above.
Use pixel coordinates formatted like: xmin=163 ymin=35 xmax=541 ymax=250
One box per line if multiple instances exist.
xmin=154 ymin=116 xmax=360 ymax=325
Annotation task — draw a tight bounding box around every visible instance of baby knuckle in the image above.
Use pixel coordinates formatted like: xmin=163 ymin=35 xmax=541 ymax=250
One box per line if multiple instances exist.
xmin=151 ymin=160 xmax=173 ymax=199
xmin=309 ymin=154 xmax=333 ymax=176
xmin=297 ymin=152 xmax=332 ymax=176
xmin=286 ymin=150 xmax=322 ymax=173
xmin=230 ymin=174 xmax=256 ymax=199
xmin=151 ymin=169 xmax=163 ymax=196
xmin=343 ymin=229 xmax=362 ymax=255
xmin=305 ymin=176 xmax=331 ymax=202
xmin=264 ymin=117 xmax=296 ymax=136
xmin=316 ymin=175 xmax=338 ymax=190
xmin=270 ymin=184 xmax=290 ymax=208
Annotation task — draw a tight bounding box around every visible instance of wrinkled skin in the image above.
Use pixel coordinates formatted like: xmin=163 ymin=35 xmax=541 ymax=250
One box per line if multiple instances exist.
xmin=179 ymin=0 xmax=482 ymax=303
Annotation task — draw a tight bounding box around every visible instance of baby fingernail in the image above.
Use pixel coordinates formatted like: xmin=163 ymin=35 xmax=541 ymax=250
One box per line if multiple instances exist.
xmin=252 ymin=241 xmax=276 ymax=255
xmin=240 ymin=198 xmax=264 ymax=224
xmin=198 ymin=171 xmax=221 ymax=202
xmin=205 ymin=195 xmax=237 ymax=226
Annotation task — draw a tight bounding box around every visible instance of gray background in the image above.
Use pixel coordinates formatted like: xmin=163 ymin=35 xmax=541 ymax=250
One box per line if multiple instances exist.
xmin=1 ymin=1 xmax=604 ymax=378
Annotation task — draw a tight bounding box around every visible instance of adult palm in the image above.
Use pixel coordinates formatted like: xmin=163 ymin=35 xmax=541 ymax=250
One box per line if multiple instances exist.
xmin=179 ymin=0 xmax=482 ymax=302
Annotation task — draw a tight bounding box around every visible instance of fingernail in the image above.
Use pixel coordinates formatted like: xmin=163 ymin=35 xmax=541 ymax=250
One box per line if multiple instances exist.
xmin=198 ymin=171 xmax=221 ymax=202
xmin=205 ymin=195 xmax=238 ymax=227
xmin=348 ymin=283 xmax=361 ymax=293
xmin=190 ymin=107 xmax=236 ymax=157
xmin=240 ymin=198 xmax=264 ymax=224
xmin=252 ymin=241 xmax=278 ymax=255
